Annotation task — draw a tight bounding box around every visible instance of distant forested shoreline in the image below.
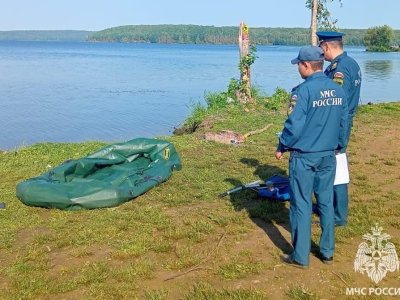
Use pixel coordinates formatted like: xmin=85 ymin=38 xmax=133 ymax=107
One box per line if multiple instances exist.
xmin=87 ymin=25 xmax=400 ymax=46
xmin=1 ymin=25 xmax=400 ymax=46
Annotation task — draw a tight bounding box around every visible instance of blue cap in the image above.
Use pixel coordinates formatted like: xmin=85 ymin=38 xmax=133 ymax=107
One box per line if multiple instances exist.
xmin=316 ymin=31 xmax=345 ymax=43
xmin=291 ymin=46 xmax=324 ymax=64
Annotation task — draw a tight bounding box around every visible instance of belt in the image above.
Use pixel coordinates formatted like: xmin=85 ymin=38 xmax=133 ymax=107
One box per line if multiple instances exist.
xmin=290 ymin=150 xmax=335 ymax=158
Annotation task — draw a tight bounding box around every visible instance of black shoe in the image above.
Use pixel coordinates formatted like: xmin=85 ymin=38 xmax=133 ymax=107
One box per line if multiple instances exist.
xmin=317 ymin=253 xmax=333 ymax=264
xmin=282 ymin=254 xmax=309 ymax=269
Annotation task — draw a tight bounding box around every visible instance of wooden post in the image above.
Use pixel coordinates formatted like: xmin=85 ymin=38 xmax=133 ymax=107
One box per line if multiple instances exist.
xmin=238 ymin=21 xmax=253 ymax=104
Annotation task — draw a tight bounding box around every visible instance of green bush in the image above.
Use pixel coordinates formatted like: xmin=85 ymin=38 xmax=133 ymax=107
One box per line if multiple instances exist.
xmin=263 ymin=87 xmax=290 ymax=111
xmin=205 ymin=78 xmax=240 ymax=111
xmin=364 ymin=25 xmax=394 ymax=52
xmin=175 ymin=81 xmax=289 ymax=135
xmin=173 ymin=102 xmax=208 ymax=134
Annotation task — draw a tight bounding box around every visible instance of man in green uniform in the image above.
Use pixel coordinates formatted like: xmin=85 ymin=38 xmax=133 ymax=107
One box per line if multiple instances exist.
xmin=276 ymin=46 xmax=348 ymax=268
xmin=317 ymin=31 xmax=362 ymax=226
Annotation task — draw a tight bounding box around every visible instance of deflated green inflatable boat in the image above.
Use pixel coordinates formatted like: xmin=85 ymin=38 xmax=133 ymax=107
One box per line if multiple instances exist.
xmin=16 ymin=138 xmax=182 ymax=210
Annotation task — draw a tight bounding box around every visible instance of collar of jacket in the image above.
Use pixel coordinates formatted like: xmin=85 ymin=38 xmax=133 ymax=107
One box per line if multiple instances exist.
xmin=305 ymin=71 xmax=326 ymax=81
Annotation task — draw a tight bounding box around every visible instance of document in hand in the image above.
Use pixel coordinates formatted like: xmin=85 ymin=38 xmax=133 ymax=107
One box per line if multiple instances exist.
xmin=334 ymin=153 xmax=349 ymax=185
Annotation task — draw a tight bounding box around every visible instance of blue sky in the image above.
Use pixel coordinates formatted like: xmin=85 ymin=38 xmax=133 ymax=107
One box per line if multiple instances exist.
xmin=1 ymin=0 xmax=399 ymax=31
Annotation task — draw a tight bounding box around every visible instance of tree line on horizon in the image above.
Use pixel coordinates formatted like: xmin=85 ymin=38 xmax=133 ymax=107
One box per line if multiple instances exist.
xmin=87 ymin=25 xmax=400 ymax=47
xmin=1 ymin=25 xmax=399 ymax=48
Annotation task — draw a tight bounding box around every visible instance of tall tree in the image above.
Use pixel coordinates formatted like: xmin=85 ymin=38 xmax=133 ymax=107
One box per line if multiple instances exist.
xmin=306 ymin=0 xmax=342 ymax=45
xmin=237 ymin=22 xmax=256 ymax=104
xmin=310 ymin=0 xmax=319 ymax=45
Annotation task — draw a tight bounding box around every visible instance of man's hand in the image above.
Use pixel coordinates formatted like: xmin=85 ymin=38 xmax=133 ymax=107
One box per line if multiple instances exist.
xmin=275 ymin=151 xmax=284 ymax=160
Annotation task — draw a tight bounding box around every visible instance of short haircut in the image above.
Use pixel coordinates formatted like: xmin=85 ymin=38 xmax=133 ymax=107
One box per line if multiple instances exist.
xmin=326 ymin=40 xmax=343 ymax=49
xmin=307 ymin=61 xmax=324 ymax=71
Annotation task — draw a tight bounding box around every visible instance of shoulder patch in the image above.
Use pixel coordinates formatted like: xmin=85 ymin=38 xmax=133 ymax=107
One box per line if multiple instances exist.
xmin=287 ymin=94 xmax=298 ymax=115
xmin=334 ymin=72 xmax=344 ymax=78
xmin=333 ymin=72 xmax=344 ymax=85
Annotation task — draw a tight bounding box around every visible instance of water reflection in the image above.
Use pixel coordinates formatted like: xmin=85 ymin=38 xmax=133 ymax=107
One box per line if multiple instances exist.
xmin=363 ymin=60 xmax=393 ymax=79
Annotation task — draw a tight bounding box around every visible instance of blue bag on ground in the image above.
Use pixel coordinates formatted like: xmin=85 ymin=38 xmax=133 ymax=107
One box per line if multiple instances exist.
xmin=257 ymin=175 xmax=290 ymax=201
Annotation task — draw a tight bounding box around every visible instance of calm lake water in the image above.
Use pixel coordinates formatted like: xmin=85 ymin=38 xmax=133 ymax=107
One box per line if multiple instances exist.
xmin=1 ymin=41 xmax=399 ymax=150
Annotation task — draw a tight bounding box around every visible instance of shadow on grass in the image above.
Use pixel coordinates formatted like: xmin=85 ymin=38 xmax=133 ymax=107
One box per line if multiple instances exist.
xmin=224 ymin=158 xmax=318 ymax=255
xmin=223 ymin=158 xmax=291 ymax=253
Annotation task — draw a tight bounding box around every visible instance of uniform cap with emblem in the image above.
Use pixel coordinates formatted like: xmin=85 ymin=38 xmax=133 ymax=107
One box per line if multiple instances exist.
xmin=316 ymin=31 xmax=345 ymax=44
xmin=291 ymin=46 xmax=325 ymax=64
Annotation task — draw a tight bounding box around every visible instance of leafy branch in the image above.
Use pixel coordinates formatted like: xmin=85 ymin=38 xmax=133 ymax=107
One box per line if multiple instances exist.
xmin=238 ymin=44 xmax=257 ymax=73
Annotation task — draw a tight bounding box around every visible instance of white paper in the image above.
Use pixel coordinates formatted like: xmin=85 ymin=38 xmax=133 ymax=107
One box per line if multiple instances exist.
xmin=334 ymin=153 xmax=349 ymax=185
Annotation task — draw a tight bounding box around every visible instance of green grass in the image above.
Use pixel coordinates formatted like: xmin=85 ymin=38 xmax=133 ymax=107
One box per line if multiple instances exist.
xmin=286 ymin=285 xmax=320 ymax=300
xmin=182 ymin=282 xmax=268 ymax=300
xmin=218 ymin=250 xmax=264 ymax=279
xmin=0 ymin=102 xmax=399 ymax=299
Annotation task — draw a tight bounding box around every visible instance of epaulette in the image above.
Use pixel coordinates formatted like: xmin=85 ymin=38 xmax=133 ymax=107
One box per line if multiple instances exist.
xmin=291 ymin=84 xmax=301 ymax=93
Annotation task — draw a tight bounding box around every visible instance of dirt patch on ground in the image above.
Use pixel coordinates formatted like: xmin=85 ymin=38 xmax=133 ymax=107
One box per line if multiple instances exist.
xmin=48 ymin=245 xmax=112 ymax=278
